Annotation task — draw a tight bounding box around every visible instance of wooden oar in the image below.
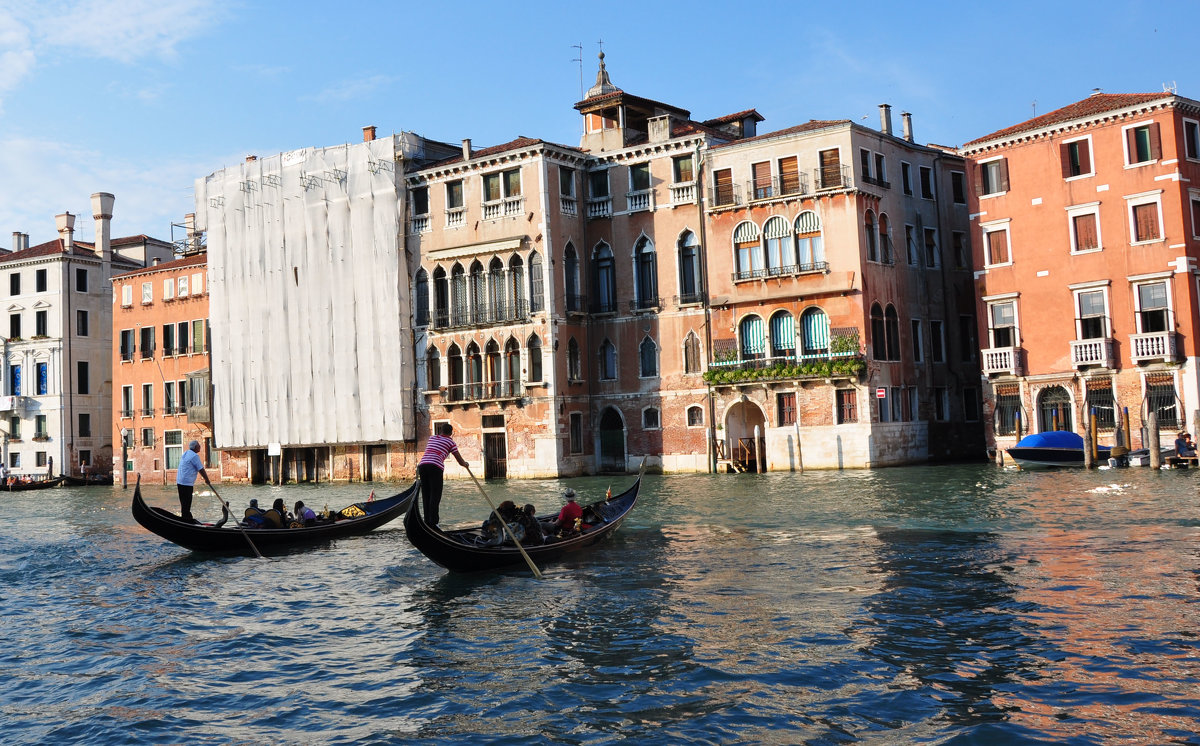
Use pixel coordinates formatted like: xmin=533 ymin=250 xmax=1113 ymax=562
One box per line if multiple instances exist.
xmin=206 ymin=484 xmax=264 ymax=559
xmin=464 ymin=465 xmax=543 ymax=579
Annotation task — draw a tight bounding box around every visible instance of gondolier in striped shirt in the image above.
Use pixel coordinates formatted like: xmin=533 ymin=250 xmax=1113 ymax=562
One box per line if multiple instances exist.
xmin=418 ymin=423 xmax=469 ymax=527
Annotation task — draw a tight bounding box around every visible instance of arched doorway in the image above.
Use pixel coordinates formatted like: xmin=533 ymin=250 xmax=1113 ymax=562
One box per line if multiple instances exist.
xmin=1037 ymin=386 xmax=1073 ymax=432
xmin=598 ymin=407 xmax=626 ymax=473
xmin=726 ymin=400 xmax=767 ymax=472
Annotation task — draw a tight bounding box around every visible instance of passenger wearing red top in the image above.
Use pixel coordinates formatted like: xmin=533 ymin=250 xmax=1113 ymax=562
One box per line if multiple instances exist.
xmin=418 ymin=423 xmax=469 ymax=527
xmin=550 ymin=488 xmax=584 ymax=534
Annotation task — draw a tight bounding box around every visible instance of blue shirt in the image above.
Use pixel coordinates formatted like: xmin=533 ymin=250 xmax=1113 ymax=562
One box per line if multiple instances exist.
xmin=176 ymin=448 xmax=204 ymax=486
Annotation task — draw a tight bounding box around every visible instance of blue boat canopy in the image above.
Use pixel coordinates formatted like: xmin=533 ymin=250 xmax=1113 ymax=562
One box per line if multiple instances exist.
xmin=1014 ymin=431 xmax=1085 ymax=449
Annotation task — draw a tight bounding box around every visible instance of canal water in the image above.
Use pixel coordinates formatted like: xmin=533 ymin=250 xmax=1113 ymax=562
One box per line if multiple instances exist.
xmin=2 ymin=465 xmax=1200 ymax=744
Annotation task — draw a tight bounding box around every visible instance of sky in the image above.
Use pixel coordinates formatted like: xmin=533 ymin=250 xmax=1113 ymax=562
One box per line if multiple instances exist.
xmin=0 ymin=0 xmax=1196 ymax=247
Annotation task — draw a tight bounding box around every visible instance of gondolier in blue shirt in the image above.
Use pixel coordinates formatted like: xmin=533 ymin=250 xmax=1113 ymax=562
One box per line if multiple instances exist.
xmin=418 ymin=423 xmax=468 ymax=526
xmin=176 ymin=440 xmax=213 ymax=522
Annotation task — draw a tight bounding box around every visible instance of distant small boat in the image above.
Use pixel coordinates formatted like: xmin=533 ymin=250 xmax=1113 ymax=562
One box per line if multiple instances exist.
xmin=63 ymin=474 xmax=115 ymax=487
xmin=6 ymin=476 xmax=66 ymax=491
xmin=1007 ymin=431 xmax=1110 ymax=468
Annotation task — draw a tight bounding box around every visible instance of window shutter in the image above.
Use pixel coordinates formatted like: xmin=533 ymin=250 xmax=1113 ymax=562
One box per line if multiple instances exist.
xmin=1060 ymin=143 xmax=1071 ymax=178
xmin=974 ymin=164 xmax=985 ymax=196
xmin=997 ymin=159 xmax=1010 ymax=192
xmin=1126 ymin=127 xmax=1138 ymax=163
xmin=1148 ymin=122 xmax=1162 ymax=160
xmin=1079 ymin=141 xmax=1091 ymax=174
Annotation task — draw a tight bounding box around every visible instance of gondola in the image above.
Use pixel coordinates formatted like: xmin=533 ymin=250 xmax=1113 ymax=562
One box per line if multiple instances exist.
xmin=404 ymin=474 xmax=641 ymax=573
xmin=6 ymin=476 xmax=66 ymax=491
xmin=63 ymin=474 xmax=115 ymax=487
xmin=132 ymin=480 xmax=417 ymax=554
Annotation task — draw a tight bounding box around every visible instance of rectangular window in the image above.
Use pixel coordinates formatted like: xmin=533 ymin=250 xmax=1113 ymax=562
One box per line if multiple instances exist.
xmin=1062 ymin=138 xmax=1093 ymax=178
xmin=121 ymin=385 xmax=133 ymax=417
xmin=673 ymin=155 xmax=694 ymax=184
xmin=558 ymin=167 xmax=575 ymax=197
xmin=859 ymin=148 xmax=872 ymax=179
xmin=192 ymin=319 xmax=206 ymax=353
xmin=193 ymin=272 xmax=204 ymax=295
xmin=34 ymin=310 xmax=46 ymax=337
xmin=80 ymin=449 xmax=91 ymax=467
xmin=979 ymin=158 xmax=1008 ymax=195
xmin=989 ymin=301 xmax=1017 ymax=348
xmin=8 ymin=453 xmax=17 ymax=469
xmin=778 ymin=156 xmax=799 ymax=194
xmin=777 ymin=392 xmax=797 ymax=426
xmin=629 ymin=163 xmax=651 ymax=193
xmin=589 ymin=170 xmax=610 ymax=199
xmin=180 ymin=275 xmax=191 ymax=297
xmin=752 ymin=161 xmax=772 ymax=199
xmin=9 ymin=313 xmax=19 ymax=339
xmin=78 ymin=412 xmax=91 ymax=437
xmin=9 ymin=416 xmax=18 ymax=440
xmin=141 ymin=282 xmax=152 ymax=305
xmin=905 ymin=225 xmax=917 ymax=265
xmin=924 ymin=228 xmax=940 ymax=267
xmin=1136 ymin=281 xmax=1169 ymax=333
xmin=1071 ymin=211 xmax=1101 ymax=252
xmin=165 ymin=430 xmax=183 ymax=469
xmin=984 ymin=226 xmax=1010 ymax=266
xmin=994 ymin=385 xmax=1021 ymax=436
xmin=76 ymin=310 xmax=88 ymax=337
xmin=205 ymin=437 xmax=218 ymax=468
xmin=140 ymin=326 xmax=155 ymax=359
xmin=874 ymin=153 xmax=887 ymax=185
xmin=930 ymin=320 xmax=945 ymax=362
xmin=963 ymin=388 xmax=979 ymax=422
xmin=162 ymin=323 xmax=175 ymax=355
xmin=951 ymin=171 xmax=966 ymax=203
xmin=8 ymin=364 xmax=19 ymax=396
xmin=165 ymin=381 xmax=175 ymax=414
xmin=178 ymin=379 xmax=188 ymax=408
xmin=1146 ymin=373 xmax=1180 ymax=429
xmin=163 ymin=277 xmax=175 ymax=300
xmin=1131 ymin=200 xmax=1162 ymax=243
xmin=959 ymin=315 xmax=977 ymax=362
xmin=1185 ymin=120 xmax=1200 ymax=160
xmin=77 ymin=361 xmax=88 ymax=395
xmin=121 ymin=285 xmax=132 ymax=306
xmin=445 ymin=180 xmax=464 ymax=210
xmin=141 ymin=427 xmax=155 ymax=448
xmin=878 ymin=388 xmax=891 ymax=423
xmin=411 ymin=186 xmax=429 ymax=216
xmin=35 ymin=362 xmax=47 ymax=395
xmin=569 ymin=412 xmax=583 ymax=454
xmin=34 ymin=414 xmax=47 ymax=439
xmin=177 ymin=321 xmax=189 ymax=353
xmin=36 ymin=451 xmax=46 ymax=468
xmin=141 ymin=383 xmax=154 ymax=415
xmin=1192 ymin=197 xmax=1200 ymax=238
xmin=818 ymin=149 xmax=842 ymax=189
xmin=919 ymin=166 xmax=934 ymax=199
xmin=1086 ymin=380 xmax=1117 ymax=431
xmin=911 ymin=319 xmax=924 ymax=362
xmin=837 ymin=389 xmax=858 ymax=424
xmin=35 ymin=269 xmax=46 ymax=292
xmin=952 ymin=231 xmax=968 ymax=270
xmin=933 ymin=387 xmax=949 ymax=421
xmin=1126 ymin=122 xmax=1161 ymax=165
xmin=75 ymin=269 xmax=87 ymax=293
xmin=482 ymin=172 xmax=501 ymax=202
xmin=901 ymin=162 xmax=912 ymax=195
xmin=120 ymin=329 xmax=135 ymax=361
xmin=9 ymin=273 xmax=19 ymax=296
xmin=1076 ymin=289 xmax=1108 ymax=339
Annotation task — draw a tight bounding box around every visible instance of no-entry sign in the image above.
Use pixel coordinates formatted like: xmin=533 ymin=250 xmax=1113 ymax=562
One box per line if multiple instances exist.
xmin=876 ymin=387 xmax=886 ymax=398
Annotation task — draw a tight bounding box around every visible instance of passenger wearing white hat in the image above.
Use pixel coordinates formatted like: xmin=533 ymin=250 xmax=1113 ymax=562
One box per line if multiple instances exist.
xmin=550 ymin=487 xmax=583 ymax=534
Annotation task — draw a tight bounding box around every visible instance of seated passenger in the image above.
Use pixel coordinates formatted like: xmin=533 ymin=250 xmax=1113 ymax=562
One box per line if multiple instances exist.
xmin=516 ymin=503 xmax=545 ymax=546
xmin=550 ymin=488 xmax=584 ymax=535
xmin=481 ymin=500 xmax=521 ymax=546
xmin=294 ymin=501 xmax=317 ymax=527
xmin=243 ymin=499 xmax=268 ymax=528
xmin=1176 ymin=431 xmax=1197 ymax=458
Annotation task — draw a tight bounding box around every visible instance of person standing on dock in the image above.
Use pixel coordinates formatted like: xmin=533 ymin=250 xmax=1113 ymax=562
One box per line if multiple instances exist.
xmin=176 ymin=440 xmax=213 ymax=522
xmin=418 ymin=423 xmax=469 ymax=527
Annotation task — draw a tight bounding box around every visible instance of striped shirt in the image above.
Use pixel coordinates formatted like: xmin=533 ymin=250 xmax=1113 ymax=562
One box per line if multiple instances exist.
xmin=418 ymin=435 xmax=459 ymax=470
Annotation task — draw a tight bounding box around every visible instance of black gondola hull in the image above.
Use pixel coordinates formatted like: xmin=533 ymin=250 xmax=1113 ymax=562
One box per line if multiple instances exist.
xmin=7 ymin=476 xmax=66 ymax=491
xmin=403 ymin=476 xmax=641 ymax=573
xmin=132 ymin=481 xmax=417 ymax=554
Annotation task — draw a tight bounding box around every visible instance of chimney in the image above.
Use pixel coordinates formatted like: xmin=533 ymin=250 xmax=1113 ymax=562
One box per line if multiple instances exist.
xmin=21 ymin=233 xmax=28 ymax=251
xmin=901 ymin=111 xmax=913 ymax=143
xmin=879 ymin=104 xmax=893 ymax=136
xmin=11 ymin=232 xmax=21 ymax=253
xmin=91 ymin=192 xmax=114 ymax=271
xmin=363 ymin=125 xmax=377 ymax=142
xmin=184 ymin=213 xmax=200 ymax=253
xmin=56 ymin=212 xmax=76 ymax=252
xmin=462 ymin=138 xmax=472 ymax=160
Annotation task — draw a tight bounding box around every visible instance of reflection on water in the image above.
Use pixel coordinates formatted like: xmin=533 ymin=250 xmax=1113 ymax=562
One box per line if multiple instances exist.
xmin=1 ymin=467 xmax=1200 ymax=743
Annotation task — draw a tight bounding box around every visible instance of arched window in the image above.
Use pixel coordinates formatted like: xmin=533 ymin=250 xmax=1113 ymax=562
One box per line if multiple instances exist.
xmin=878 ymin=214 xmax=892 ymax=264
xmin=678 ymin=231 xmax=702 ymax=303
xmin=800 ymin=307 xmax=830 ymax=355
xmin=432 ymin=266 xmax=448 ymax=327
xmin=639 ymin=336 xmax=658 ymax=377
xmin=885 ymin=304 xmax=900 ymax=361
xmin=504 ymin=337 xmax=520 ymax=397
xmin=564 ymin=243 xmax=580 ymax=312
xmin=567 ymin=337 xmax=581 ymax=380
xmin=592 ymin=243 xmax=615 ymax=313
xmin=599 ymin=339 xmax=617 ymax=380
xmin=469 ymin=260 xmax=486 ymax=324
xmin=769 ymin=310 xmax=796 ymax=359
xmin=871 ymin=303 xmax=886 ymax=359
xmin=865 ymin=210 xmax=878 ymax=262
xmin=414 ymin=269 xmax=429 ymax=326
xmin=447 ymin=343 xmax=463 ymax=401
xmin=634 ymin=236 xmax=657 ymax=309
xmin=1037 ymin=386 xmax=1073 ymax=432
xmin=528 ymin=251 xmax=544 ymax=313
xmin=509 ymin=254 xmax=526 ymax=317
xmin=466 ymin=342 xmax=483 ymax=399
xmin=642 ymin=407 xmax=660 ymax=429
xmin=795 ymin=211 xmax=824 ymax=267
xmin=485 ymin=339 xmax=502 ymax=398
xmin=426 ymin=346 xmax=440 ymax=390
xmin=683 ymin=331 xmax=700 ymax=373
xmin=527 ymin=334 xmax=542 ymax=383
xmin=489 ymin=257 xmax=507 ymax=321
xmin=734 ymin=221 xmax=762 ymax=279
xmin=740 ymin=315 xmax=767 ymax=360
xmin=451 ymin=264 xmax=467 ymax=326
xmin=763 ymin=216 xmax=791 ymax=274
xmin=686 ymin=405 xmax=704 ymax=426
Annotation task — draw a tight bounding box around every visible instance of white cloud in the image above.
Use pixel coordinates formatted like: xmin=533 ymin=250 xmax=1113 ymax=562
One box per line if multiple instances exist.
xmin=301 ymin=74 xmax=393 ymax=104
xmin=0 ymin=11 xmax=35 ymax=108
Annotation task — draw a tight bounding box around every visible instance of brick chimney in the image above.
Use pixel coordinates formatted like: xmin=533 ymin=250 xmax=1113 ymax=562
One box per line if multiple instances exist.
xmin=363 ymin=125 xmax=376 ymax=142
xmin=879 ymin=104 xmax=893 ymax=136
xmin=462 ymin=139 xmax=472 ymax=160
xmin=901 ymin=112 xmax=913 ymax=143
xmin=91 ymin=192 xmax=114 ymax=272
xmin=56 ymin=212 xmax=76 ymax=252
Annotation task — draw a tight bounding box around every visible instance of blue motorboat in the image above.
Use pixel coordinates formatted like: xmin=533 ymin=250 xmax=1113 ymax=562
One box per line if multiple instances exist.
xmin=1006 ymin=430 xmax=1111 ymax=468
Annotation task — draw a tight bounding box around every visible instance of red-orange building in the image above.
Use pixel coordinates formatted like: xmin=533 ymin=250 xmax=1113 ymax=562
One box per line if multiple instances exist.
xmin=962 ymin=92 xmax=1200 ymax=456
xmin=111 ymin=251 xmax=215 ymax=483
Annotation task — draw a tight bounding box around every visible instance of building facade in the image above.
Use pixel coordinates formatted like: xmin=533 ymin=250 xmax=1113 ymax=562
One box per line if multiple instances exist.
xmin=111 ymin=251 xmax=217 ymax=483
xmin=0 ymin=193 xmax=173 ymax=478
xmin=962 ymin=92 xmax=1200 ymax=457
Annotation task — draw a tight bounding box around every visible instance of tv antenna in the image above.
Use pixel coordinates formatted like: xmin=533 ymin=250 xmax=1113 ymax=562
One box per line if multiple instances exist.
xmin=570 ymin=43 xmax=583 ymax=99
xmin=1164 ymin=81 xmax=1178 ymax=94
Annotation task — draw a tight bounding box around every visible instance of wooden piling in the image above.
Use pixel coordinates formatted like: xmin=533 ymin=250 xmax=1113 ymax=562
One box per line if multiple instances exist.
xmin=1083 ymin=412 xmax=1094 ymax=469
xmin=1149 ymin=412 xmax=1161 ymax=469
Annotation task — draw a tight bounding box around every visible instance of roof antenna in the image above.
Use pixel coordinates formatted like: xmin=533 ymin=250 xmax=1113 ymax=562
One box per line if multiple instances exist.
xmin=570 ymin=43 xmax=583 ymax=99
xmin=1164 ymin=81 xmax=1178 ymax=94
xmin=1031 ymin=99 xmax=1037 ymax=117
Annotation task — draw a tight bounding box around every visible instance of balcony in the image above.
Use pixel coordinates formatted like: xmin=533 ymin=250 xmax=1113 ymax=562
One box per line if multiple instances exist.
xmin=120 ymin=349 xmax=134 ymax=362
xmin=565 ymin=294 xmax=587 ymax=315
xmin=0 ymin=395 xmax=24 ymax=413
xmin=140 ymin=347 xmax=154 ymax=360
xmin=446 ymin=208 xmax=465 ymax=229
xmin=860 ymin=174 xmax=890 ymax=190
xmin=589 ymin=298 xmax=618 ymax=315
xmin=630 ymin=296 xmax=660 ymax=313
xmin=669 ymin=182 xmax=696 ymax=205
xmin=440 ymin=380 xmax=524 ymax=404
xmin=708 ymin=183 xmax=742 ymax=209
xmin=1130 ymin=331 xmax=1176 ymax=364
xmin=587 ymin=197 xmax=612 ymax=219
xmin=119 ymin=407 xmax=133 ymax=418
xmin=746 ymin=173 xmax=809 ymax=202
xmin=626 ymin=189 xmax=654 ymax=213
xmin=814 ymin=164 xmax=852 ymax=191
xmin=429 ymin=301 xmax=531 ymax=331
xmin=560 ymin=197 xmax=578 ymax=217
xmin=482 ymin=196 xmax=524 ymax=220
xmin=706 ymin=328 xmax=864 ymax=385
xmin=675 ymin=291 xmax=706 ymax=306
xmin=410 ymin=215 xmax=430 ymax=234
xmin=732 ymin=262 xmax=830 ymax=282
xmin=140 ymin=407 xmax=155 ymax=417
xmin=981 ymin=346 xmax=1023 ymax=376
xmin=1070 ymin=337 xmax=1114 ymax=369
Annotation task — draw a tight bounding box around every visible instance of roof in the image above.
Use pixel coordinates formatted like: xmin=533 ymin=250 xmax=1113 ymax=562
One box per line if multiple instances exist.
xmin=111 ymin=252 xmax=206 ymax=280
xmin=702 ymin=109 xmax=765 ymax=126
xmin=425 ymin=136 xmax=582 ymax=169
xmin=963 ymin=92 xmax=1172 ymax=147
xmin=0 ymin=235 xmax=166 ymax=266
xmin=711 ymin=119 xmax=851 ymax=150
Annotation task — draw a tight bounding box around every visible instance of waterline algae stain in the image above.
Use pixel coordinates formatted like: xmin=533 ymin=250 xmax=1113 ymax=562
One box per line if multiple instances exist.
xmin=1 ymin=466 xmax=1199 ymax=743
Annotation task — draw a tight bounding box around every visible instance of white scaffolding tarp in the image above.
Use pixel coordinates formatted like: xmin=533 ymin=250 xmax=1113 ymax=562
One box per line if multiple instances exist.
xmin=196 ymin=137 xmax=414 ymax=449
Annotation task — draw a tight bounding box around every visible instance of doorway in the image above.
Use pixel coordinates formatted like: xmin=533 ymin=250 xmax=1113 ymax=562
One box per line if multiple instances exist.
xmin=598 ymin=407 xmax=626 ymax=473
xmin=484 ymin=433 xmax=507 ymax=478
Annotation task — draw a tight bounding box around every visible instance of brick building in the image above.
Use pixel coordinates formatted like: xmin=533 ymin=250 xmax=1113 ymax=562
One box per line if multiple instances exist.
xmin=961 ymin=91 xmax=1200 ymax=457
xmin=111 ymin=250 xmax=216 ymax=483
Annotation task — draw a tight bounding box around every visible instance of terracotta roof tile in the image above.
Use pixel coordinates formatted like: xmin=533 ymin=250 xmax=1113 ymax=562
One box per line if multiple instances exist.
xmin=111 ymin=252 xmax=205 ymax=280
xmin=964 ymin=93 xmax=1171 ymax=147
xmin=427 ymin=137 xmax=582 ymax=169
xmin=711 ymin=119 xmax=851 ymax=149
xmin=702 ymin=109 xmax=765 ymax=126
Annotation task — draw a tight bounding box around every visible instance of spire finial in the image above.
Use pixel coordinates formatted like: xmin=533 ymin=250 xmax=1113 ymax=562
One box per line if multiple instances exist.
xmin=585 ymin=45 xmax=617 ymax=99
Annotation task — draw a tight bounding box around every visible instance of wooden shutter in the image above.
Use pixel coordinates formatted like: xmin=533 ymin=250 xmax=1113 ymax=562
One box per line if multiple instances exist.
xmin=819 ymin=149 xmax=841 ymax=187
xmin=997 ymin=158 xmax=1010 ymax=192
xmin=1060 ymin=143 xmax=1072 ymax=178
xmin=1078 ymin=140 xmax=1091 ymax=174
xmin=987 ymin=230 xmax=1007 ymax=264
xmin=1134 ymin=203 xmax=1160 ymax=241
xmin=1073 ymin=214 xmax=1098 ymax=250
xmin=778 ymin=156 xmax=799 ymax=193
xmin=1148 ymin=121 xmax=1162 ymax=160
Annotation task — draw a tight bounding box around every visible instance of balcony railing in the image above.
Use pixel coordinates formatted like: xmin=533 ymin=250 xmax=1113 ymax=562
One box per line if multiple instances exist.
xmin=981 ymin=346 xmax=1023 ymax=376
xmin=140 ymin=407 xmax=155 ymax=417
xmin=482 ymin=196 xmax=524 ymax=220
xmin=441 ymin=380 xmax=524 ymax=403
xmin=630 ymin=296 xmax=661 ymax=312
xmin=446 ymin=208 xmax=465 ymax=229
xmin=120 ymin=349 xmax=134 ymax=362
xmin=746 ymin=173 xmax=809 ymax=202
xmin=560 ymin=197 xmax=578 ymax=216
xmin=710 ymin=328 xmax=862 ymax=371
xmin=860 ymin=174 xmax=890 ymax=190
xmin=732 ymin=262 xmax=830 ymax=282
xmin=675 ymin=291 xmax=706 ymax=306
xmin=1130 ymin=331 xmax=1176 ymax=364
xmin=429 ymin=301 xmax=531 ymax=330
xmin=669 ymin=182 xmax=696 ymax=205
xmin=120 ymin=407 xmax=133 ymax=418
xmin=565 ymin=294 xmax=587 ymax=314
xmin=140 ymin=347 xmax=154 ymax=360
xmin=1070 ymin=337 xmax=1114 ymax=369
xmin=626 ymin=189 xmax=654 ymax=212
xmin=587 ymin=197 xmax=612 ymax=219
xmin=709 ymin=183 xmax=742 ymax=208
xmin=590 ymin=298 xmax=618 ymax=314
xmin=410 ymin=215 xmax=430 ymax=234
xmin=814 ymin=164 xmax=852 ymax=191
